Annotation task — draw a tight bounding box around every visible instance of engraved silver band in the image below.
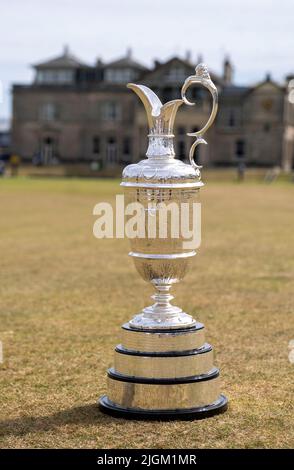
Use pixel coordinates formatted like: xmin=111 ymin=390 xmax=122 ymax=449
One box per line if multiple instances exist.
xmin=129 ymin=251 xmax=196 ymax=259
xmin=121 ymin=322 xmax=205 ymax=352
xmin=114 ymin=344 xmax=213 ymax=378
xmin=107 ymin=372 xmax=220 ymax=410
xmin=121 ymin=182 xmax=204 ymax=189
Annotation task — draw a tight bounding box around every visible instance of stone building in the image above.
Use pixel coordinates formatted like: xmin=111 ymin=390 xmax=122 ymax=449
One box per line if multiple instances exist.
xmin=12 ymin=47 xmax=294 ymax=169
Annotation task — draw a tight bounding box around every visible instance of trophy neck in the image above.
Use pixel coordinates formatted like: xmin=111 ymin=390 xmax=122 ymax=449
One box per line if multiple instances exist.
xmin=146 ymin=133 xmax=175 ymax=158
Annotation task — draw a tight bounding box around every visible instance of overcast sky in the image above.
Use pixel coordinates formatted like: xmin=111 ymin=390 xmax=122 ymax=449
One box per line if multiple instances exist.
xmin=1 ymin=0 xmax=294 ymax=121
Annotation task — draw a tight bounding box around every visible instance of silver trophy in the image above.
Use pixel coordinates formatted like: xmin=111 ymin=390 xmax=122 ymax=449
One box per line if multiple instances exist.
xmin=99 ymin=64 xmax=228 ymax=419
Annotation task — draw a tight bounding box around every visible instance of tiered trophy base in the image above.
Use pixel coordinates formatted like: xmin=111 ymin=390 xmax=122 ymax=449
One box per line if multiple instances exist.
xmin=99 ymin=323 xmax=228 ymax=420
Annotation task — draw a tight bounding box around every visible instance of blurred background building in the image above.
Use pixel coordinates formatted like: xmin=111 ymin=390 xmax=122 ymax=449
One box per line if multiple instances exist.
xmin=0 ymin=119 xmax=11 ymax=161
xmin=11 ymin=47 xmax=294 ymax=170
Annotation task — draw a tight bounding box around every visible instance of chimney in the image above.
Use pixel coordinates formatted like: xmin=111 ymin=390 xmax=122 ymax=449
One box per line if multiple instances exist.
xmin=63 ymin=44 xmax=70 ymax=57
xmin=185 ymin=50 xmax=192 ymax=63
xmin=96 ymin=57 xmax=103 ymax=67
xmin=223 ymin=56 xmax=233 ymax=85
xmin=127 ymin=48 xmax=132 ymax=59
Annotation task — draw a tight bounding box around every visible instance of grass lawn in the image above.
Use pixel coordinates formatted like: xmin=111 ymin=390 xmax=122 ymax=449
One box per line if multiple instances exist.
xmin=0 ymin=173 xmax=293 ymax=448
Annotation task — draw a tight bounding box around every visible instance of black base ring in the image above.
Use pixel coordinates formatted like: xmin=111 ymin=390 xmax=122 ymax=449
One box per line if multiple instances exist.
xmin=98 ymin=394 xmax=228 ymax=421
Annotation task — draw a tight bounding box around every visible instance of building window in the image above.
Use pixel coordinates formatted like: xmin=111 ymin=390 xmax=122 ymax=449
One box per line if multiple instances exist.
xmin=263 ymin=123 xmax=271 ymax=133
xmin=40 ymin=136 xmax=57 ymax=165
xmin=36 ymin=69 xmax=74 ymax=84
xmin=102 ymin=102 xmax=121 ymax=121
xmin=39 ymin=103 xmax=56 ymax=121
xmin=93 ymin=136 xmax=100 ymax=154
xmin=235 ymin=139 xmax=245 ymax=158
xmin=166 ymin=67 xmax=186 ymax=83
xmin=105 ymin=68 xmax=134 ymax=83
xmin=123 ymin=137 xmax=131 ymax=155
xmin=106 ymin=137 xmax=118 ymax=164
xmin=0 ymin=131 xmax=10 ymax=148
xmin=228 ymin=110 xmax=235 ymax=127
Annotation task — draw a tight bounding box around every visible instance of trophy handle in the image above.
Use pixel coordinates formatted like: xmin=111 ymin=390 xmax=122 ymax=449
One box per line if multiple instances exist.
xmin=181 ymin=64 xmax=218 ymax=169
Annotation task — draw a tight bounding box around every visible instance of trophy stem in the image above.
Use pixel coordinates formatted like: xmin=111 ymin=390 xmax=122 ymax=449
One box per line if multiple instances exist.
xmin=129 ymin=283 xmax=197 ymax=330
xmin=152 ymin=284 xmax=175 ymax=313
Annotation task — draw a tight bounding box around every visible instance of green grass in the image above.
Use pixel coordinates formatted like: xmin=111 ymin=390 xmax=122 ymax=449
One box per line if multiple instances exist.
xmin=0 ymin=174 xmax=294 ymax=448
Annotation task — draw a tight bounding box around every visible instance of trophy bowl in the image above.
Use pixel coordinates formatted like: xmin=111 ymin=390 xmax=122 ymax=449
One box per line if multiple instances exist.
xmin=124 ymin=184 xmax=200 ymax=329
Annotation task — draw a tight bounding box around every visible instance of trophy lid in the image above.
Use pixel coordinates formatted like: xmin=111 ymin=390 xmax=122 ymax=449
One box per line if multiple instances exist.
xmin=121 ymin=64 xmax=218 ymax=189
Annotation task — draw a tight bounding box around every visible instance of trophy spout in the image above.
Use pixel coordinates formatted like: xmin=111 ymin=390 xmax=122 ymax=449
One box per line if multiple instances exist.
xmin=127 ymin=83 xmax=183 ymax=138
xmin=127 ymin=83 xmax=162 ymax=129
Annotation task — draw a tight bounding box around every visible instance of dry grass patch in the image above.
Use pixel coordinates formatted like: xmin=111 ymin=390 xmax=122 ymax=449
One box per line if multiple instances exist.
xmin=0 ymin=175 xmax=293 ymax=448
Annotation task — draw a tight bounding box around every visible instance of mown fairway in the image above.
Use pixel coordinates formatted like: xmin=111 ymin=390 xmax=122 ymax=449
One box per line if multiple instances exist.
xmin=0 ymin=174 xmax=293 ymax=448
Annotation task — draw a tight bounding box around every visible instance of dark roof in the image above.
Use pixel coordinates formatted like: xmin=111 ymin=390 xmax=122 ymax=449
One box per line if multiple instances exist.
xmin=222 ymin=85 xmax=249 ymax=96
xmin=141 ymin=56 xmax=224 ymax=86
xmin=249 ymin=77 xmax=284 ymax=93
xmin=106 ymin=53 xmax=148 ymax=71
xmin=33 ymin=47 xmax=88 ymax=69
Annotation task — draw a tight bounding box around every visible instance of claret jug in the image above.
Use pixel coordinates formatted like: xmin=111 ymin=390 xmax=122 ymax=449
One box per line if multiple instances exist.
xmin=99 ymin=64 xmax=228 ymax=419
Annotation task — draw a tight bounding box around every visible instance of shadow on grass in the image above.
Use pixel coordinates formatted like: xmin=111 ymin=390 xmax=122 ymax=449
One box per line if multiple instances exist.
xmin=0 ymin=404 xmax=121 ymax=437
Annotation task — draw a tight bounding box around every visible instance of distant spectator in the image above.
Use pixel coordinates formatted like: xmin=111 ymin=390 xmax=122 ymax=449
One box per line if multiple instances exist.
xmin=0 ymin=159 xmax=5 ymax=176
xmin=10 ymin=154 xmax=21 ymax=176
xmin=237 ymin=160 xmax=246 ymax=181
xmin=51 ymin=155 xmax=60 ymax=166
